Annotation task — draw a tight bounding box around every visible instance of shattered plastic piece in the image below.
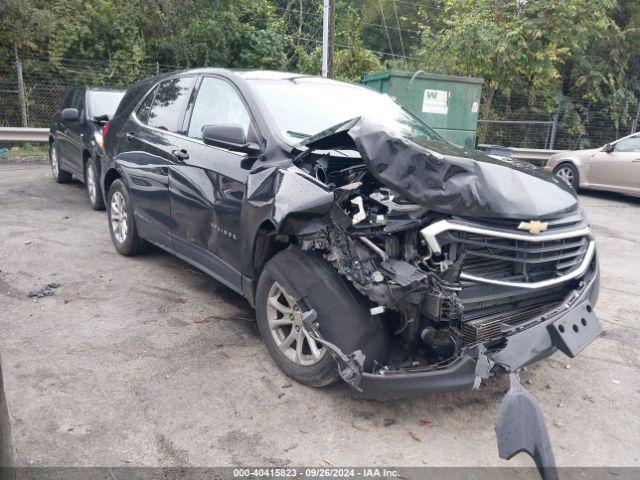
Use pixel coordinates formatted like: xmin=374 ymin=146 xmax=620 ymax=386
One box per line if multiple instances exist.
xmin=370 ymin=305 xmax=385 ymax=316
xmin=339 ymin=181 xmax=362 ymax=191
xmin=301 ymin=309 xmax=365 ymax=391
xmin=27 ymin=283 xmax=60 ymax=299
xmin=473 ymin=345 xmax=493 ymax=389
xmin=495 ymin=374 xmax=558 ymax=480
xmin=350 ymin=196 xmax=366 ymax=224
xmin=371 ymin=271 xmax=384 ymax=283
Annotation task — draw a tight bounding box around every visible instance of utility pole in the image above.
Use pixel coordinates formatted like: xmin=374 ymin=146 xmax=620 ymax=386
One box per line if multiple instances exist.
xmin=14 ymin=47 xmax=28 ymax=128
xmin=321 ymin=0 xmax=335 ymax=78
xmin=631 ymin=99 xmax=640 ymax=134
xmin=549 ymin=95 xmax=562 ymax=150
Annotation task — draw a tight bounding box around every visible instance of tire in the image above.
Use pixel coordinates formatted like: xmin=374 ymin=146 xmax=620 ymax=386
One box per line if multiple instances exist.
xmin=85 ymin=156 xmax=105 ymax=210
xmin=554 ymin=162 xmax=579 ymax=190
xmin=255 ymin=247 xmax=390 ymax=388
xmin=49 ymin=141 xmax=72 ymax=184
xmin=107 ymin=179 xmax=148 ymax=256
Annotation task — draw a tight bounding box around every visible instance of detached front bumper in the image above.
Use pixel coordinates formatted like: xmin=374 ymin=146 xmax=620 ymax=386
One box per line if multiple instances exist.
xmin=354 ymin=261 xmax=601 ymax=401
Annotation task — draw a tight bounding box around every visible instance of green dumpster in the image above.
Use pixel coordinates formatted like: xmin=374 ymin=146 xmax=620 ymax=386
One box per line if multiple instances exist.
xmin=362 ymin=71 xmax=484 ymax=149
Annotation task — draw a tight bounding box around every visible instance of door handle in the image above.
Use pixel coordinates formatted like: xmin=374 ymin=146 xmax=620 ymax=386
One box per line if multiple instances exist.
xmin=633 ymin=159 xmax=640 ymax=163
xmin=172 ymin=149 xmax=189 ymax=161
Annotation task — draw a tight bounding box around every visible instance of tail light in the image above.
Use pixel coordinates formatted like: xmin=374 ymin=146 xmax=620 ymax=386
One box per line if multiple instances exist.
xmin=101 ymin=122 xmax=109 ymax=138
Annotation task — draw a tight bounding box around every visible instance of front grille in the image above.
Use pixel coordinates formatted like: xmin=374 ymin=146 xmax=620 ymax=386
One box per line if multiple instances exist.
xmin=421 ymin=218 xmax=595 ymax=346
xmin=443 ymin=231 xmax=590 ymax=284
xmin=458 ymin=211 xmax=584 ymax=231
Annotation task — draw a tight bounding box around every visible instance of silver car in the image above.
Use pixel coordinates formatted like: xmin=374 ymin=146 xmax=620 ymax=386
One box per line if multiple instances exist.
xmin=545 ymin=132 xmax=640 ymax=197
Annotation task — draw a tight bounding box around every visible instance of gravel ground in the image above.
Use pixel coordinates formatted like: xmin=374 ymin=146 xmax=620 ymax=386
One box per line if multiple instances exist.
xmin=0 ymin=157 xmax=638 ymax=467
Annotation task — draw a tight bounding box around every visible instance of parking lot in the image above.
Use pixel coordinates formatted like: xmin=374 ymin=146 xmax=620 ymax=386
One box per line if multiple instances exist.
xmin=0 ymin=156 xmax=639 ymax=467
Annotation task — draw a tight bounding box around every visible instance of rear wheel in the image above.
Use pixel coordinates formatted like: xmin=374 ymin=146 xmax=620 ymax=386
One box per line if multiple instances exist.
xmin=107 ymin=179 xmax=148 ymax=256
xmin=50 ymin=141 xmax=72 ymax=183
xmin=255 ymin=248 xmax=389 ymax=387
xmin=554 ymin=163 xmax=579 ymax=190
xmin=85 ymin=157 xmax=105 ymax=210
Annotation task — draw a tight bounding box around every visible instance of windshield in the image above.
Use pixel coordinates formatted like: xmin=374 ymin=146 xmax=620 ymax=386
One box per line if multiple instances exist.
xmin=247 ymin=77 xmax=442 ymax=144
xmin=89 ymin=90 xmax=125 ymax=119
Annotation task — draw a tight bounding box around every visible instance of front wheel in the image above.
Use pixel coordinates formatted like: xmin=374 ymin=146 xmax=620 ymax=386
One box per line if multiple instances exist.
xmin=255 ymin=248 xmax=389 ymax=388
xmin=107 ymin=179 xmax=148 ymax=256
xmin=554 ymin=163 xmax=579 ymax=190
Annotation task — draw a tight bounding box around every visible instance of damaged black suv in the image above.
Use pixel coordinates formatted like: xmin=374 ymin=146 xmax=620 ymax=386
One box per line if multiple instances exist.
xmin=101 ymin=69 xmax=601 ymax=399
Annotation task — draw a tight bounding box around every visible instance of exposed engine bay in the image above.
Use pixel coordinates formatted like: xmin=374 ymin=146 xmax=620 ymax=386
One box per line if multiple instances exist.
xmin=277 ymin=117 xmax=599 ymax=378
xmin=295 ymin=152 xmax=466 ymax=366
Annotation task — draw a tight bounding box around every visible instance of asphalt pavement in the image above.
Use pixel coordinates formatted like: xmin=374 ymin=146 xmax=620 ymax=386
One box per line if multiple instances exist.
xmin=0 ymin=157 xmax=638 ymax=467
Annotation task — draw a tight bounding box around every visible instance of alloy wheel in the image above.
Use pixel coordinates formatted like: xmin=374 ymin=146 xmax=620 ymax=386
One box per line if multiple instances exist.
xmin=87 ymin=164 xmax=97 ymax=203
xmin=266 ymin=281 xmax=326 ymax=366
xmin=51 ymin=147 xmax=59 ymax=177
xmin=110 ymin=191 xmax=128 ymax=243
xmin=556 ymin=166 xmax=575 ymax=186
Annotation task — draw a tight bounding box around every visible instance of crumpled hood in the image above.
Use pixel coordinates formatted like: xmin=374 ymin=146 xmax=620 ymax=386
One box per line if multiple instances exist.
xmin=300 ymin=117 xmax=578 ymax=220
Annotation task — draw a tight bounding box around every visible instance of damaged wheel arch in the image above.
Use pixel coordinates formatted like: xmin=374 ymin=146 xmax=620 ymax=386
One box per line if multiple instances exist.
xmin=255 ymin=246 xmax=390 ymax=380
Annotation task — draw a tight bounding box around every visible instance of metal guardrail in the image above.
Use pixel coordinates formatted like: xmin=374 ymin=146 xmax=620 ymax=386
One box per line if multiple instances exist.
xmin=0 ymin=127 xmax=49 ymax=143
xmin=510 ymin=147 xmax=567 ymax=165
xmin=478 ymin=144 xmax=567 ymax=166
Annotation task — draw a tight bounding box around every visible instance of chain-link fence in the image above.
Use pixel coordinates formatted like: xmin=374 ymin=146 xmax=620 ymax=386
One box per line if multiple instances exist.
xmin=477 ymin=92 xmax=640 ymax=150
xmin=0 ymin=56 xmax=179 ymax=129
xmin=2 ymin=55 xmax=639 ymax=150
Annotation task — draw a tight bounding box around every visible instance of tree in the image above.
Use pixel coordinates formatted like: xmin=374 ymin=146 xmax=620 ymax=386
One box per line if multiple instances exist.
xmin=413 ymin=0 xmax=630 ymax=147
xmin=0 ymin=0 xmax=51 ymax=64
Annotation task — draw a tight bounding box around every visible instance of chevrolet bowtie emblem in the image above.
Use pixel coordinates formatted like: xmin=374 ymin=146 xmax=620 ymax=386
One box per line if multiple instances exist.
xmin=518 ymin=220 xmax=549 ymax=234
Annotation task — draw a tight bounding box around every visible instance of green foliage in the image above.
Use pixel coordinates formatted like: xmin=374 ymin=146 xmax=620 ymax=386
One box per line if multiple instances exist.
xmin=1 ymin=0 xmax=638 ymax=148
xmin=146 ymin=0 xmax=288 ymax=69
xmin=297 ymin=6 xmax=382 ymax=82
xmin=416 ymin=0 xmax=616 ymax=106
xmin=0 ymin=144 xmax=47 ymax=159
xmin=413 ymin=0 xmax=639 ymax=147
xmin=47 ymin=0 xmax=147 ymax=84
xmin=0 ymin=0 xmax=51 ymax=64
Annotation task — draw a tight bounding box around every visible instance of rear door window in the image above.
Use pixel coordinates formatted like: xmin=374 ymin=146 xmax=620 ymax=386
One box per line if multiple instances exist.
xmin=136 ymin=86 xmax=158 ymax=124
xmin=145 ymin=77 xmax=195 ymax=132
xmin=89 ymin=90 xmax=125 ymax=119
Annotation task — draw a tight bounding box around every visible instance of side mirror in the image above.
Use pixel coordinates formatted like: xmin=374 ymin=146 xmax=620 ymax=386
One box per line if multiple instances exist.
xmin=603 ymin=143 xmax=614 ymax=153
xmin=202 ymin=124 xmax=261 ymax=155
xmin=61 ymin=108 xmax=80 ymax=122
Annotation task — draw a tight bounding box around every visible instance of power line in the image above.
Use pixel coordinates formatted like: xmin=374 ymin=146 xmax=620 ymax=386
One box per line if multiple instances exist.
xmin=298 ymin=36 xmax=419 ymax=62
xmin=391 ymin=0 xmax=408 ymax=61
xmin=394 ymin=0 xmax=445 ymax=11
xmin=276 ymin=6 xmax=423 ymax=36
xmin=377 ymin=0 xmax=396 ymax=60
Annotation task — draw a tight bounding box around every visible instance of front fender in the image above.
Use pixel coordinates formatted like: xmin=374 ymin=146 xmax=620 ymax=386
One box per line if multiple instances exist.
xmin=239 ymin=165 xmax=335 ymax=293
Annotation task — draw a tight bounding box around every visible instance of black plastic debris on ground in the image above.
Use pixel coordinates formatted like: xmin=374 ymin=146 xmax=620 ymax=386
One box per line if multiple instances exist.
xmin=27 ymin=283 xmax=60 ymax=299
